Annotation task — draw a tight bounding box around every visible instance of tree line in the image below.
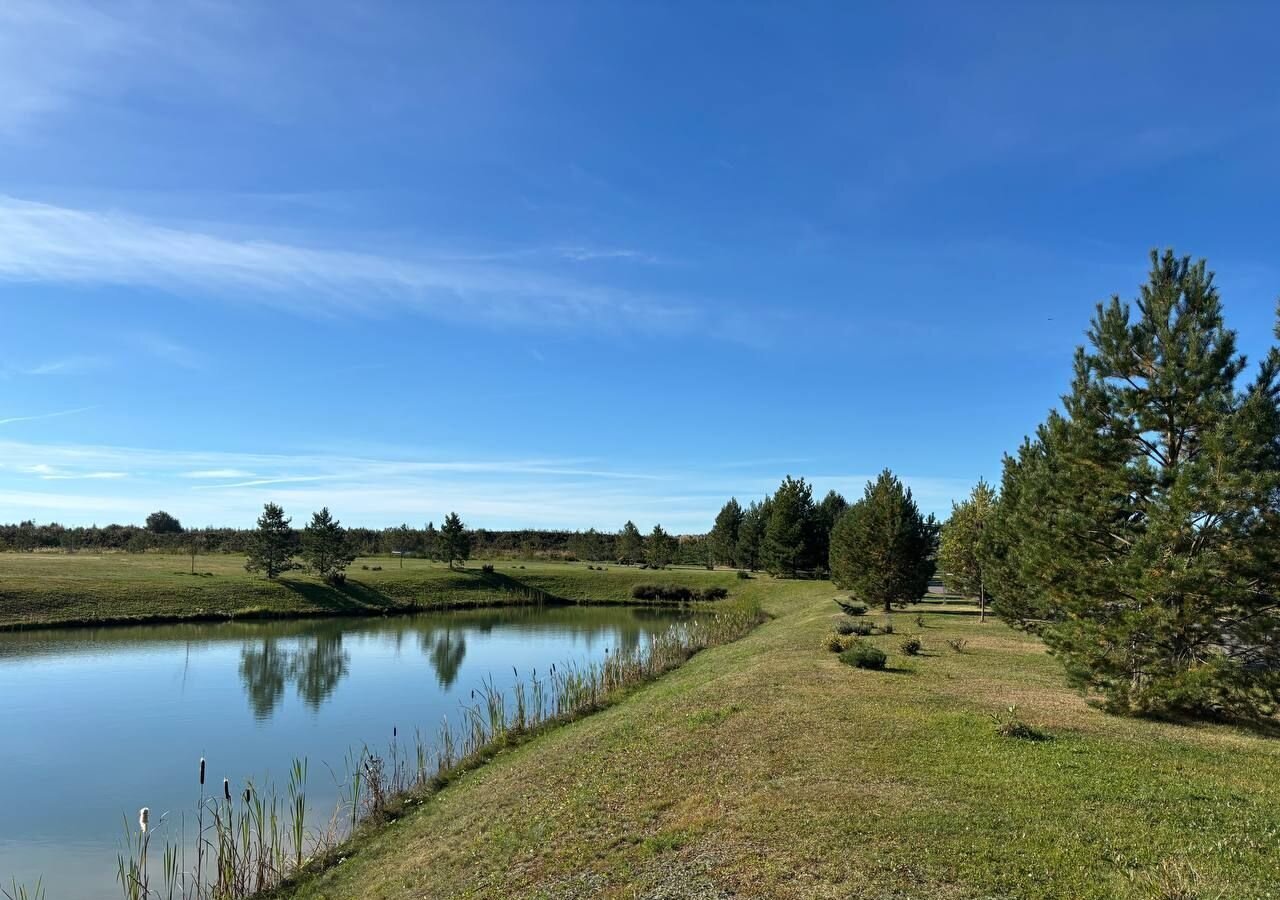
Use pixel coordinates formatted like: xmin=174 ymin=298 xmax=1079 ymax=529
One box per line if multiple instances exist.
xmin=938 ymin=250 xmax=1280 ymax=722
xmin=0 ymin=517 xmax=717 ymax=564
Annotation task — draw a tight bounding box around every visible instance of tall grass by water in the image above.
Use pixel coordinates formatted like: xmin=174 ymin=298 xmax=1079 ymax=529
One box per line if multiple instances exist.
xmin=113 ymin=597 xmax=763 ymax=899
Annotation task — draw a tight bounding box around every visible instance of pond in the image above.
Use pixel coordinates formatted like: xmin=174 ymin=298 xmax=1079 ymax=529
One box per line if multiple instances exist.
xmin=0 ymin=604 xmax=689 ymax=899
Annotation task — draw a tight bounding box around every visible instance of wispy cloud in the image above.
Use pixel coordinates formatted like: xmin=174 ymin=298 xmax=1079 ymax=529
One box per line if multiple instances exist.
xmin=179 ymin=468 xmax=256 ymax=479
xmin=0 ymin=438 xmax=974 ymax=529
xmin=20 ymin=355 xmax=109 ymax=376
xmin=0 ymin=405 xmax=97 ymax=426
xmin=129 ymin=332 xmax=204 ymax=370
xmin=0 ymin=196 xmax=699 ymax=332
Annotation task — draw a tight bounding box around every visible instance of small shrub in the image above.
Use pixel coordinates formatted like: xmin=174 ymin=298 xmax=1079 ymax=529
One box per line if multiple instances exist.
xmin=848 ymin=620 xmax=875 ymax=636
xmin=371 ymin=565 xmax=382 ymax=571
xmin=946 ymin=638 xmax=969 ymax=653
xmin=325 ymin=571 xmax=347 ymax=586
xmin=990 ymin=706 xmax=1051 ymax=741
xmin=839 ymin=642 xmax=887 ymax=670
xmin=880 ymin=621 xmax=894 ymax=635
xmin=900 ymin=636 xmax=922 ymax=656
xmin=631 ymin=584 xmax=728 ymax=603
xmin=360 ymin=564 xmax=369 ymax=570
xmin=823 ymin=632 xmax=858 ymax=653
xmin=914 ymin=614 xmax=926 ymax=628
xmin=736 ymin=570 xmax=751 ymax=580
xmin=481 ymin=563 xmax=495 ymax=574
xmin=834 ymin=620 xmax=856 ymax=635
xmin=840 ymin=599 xmax=868 ymax=616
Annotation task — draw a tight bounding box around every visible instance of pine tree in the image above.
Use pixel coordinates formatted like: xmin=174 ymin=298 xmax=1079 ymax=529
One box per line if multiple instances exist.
xmin=423 ymin=521 xmax=439 ymax=562
xmin=245 ymin=502 xmax=297 ymax=579
xmin=737 ymin=498 xmax=769 ymax=571
xmin=302 ymin=507 xmax=355 ymax=583
xmin=830 ymin=470 xmax=938 ymax=611
xmin=937 ymin=479 xmax=996 ymax=621
xmin=616 ymin=520 xmax=644 ymax=565
xmin=708 ymin=498 xmax=744 ymax=567
xmin=812 ymin=489 xmax=849 ymax=575
xmin=646 ymin=523 xmax=676 ymax=568
xmin=763 ymin=476 xmax=815 ymax=576
xmin=997 ymin=251 xmax=1280 ymax=718
xmin=438 ymin=512 xmax=471 ymax=569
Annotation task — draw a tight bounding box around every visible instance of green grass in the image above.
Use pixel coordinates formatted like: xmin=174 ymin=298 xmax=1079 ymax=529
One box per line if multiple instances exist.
xmin=0 ymin=553 xmax=740 ymax=630
xmin=276 ymin=579 xmax=1280 ymax=900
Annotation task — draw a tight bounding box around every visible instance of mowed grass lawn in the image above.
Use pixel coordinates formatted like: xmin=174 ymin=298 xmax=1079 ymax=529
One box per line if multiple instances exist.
xmin=281 ymin=578 xmax=1280 ymax=900
xmin=0 ymin=553 xmax=740 ymax=628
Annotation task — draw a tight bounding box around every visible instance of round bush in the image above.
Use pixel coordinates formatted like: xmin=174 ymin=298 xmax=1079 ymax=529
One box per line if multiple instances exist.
xmin=840 ymin=642 xmax=887 ymax=670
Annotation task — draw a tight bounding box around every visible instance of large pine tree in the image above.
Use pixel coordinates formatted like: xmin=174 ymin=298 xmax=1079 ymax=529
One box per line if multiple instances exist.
xmin=763 ymin=476 xmax=816 ymax=576
xmin=996 ymin=251 xmax=1280 ymax=719
xmin=245 ymin=502 xmax=297 ymax=579
xmin=829 ymin=470 xmax=937 ymax=611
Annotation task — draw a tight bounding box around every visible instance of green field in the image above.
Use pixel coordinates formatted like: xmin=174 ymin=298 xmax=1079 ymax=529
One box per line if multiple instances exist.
xmin=275 ymin=576 xmax=1280 ymax=900
xmin=0 ymin=553 xmax=740 ymax=629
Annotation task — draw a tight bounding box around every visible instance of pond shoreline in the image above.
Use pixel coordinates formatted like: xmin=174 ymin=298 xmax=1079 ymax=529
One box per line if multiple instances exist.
xmin=0 ymin=554 xmax=744 ymax=633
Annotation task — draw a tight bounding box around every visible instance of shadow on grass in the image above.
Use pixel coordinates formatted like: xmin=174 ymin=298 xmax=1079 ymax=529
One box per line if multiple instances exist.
xmin=276 ymin=567 xmax=568 ymax=615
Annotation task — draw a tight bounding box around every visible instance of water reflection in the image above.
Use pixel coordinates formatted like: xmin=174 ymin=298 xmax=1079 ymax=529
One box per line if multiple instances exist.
xmin=0 ymin=603 xmax=689 ymax=900
xmin=226 ymin=605 xmax=677 ymax=718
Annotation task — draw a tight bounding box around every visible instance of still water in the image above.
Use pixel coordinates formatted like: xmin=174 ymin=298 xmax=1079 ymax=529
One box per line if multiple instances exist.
xmin=0 ymin=604 xmax=687 ymax=899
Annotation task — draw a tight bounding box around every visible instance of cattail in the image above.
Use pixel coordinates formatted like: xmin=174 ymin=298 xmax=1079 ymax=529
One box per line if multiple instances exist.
xmin=223 ymin=778 xmax=231 ymax=801
xmin=199 ymin=757 xmax=206 ymax=786
xmin=243 ymin=786 xmax=252 ymax=804
xmin=139 ymin=807 xmax=150 ymax=833
xmin=393 ymin=726 xmax=397 ymax=738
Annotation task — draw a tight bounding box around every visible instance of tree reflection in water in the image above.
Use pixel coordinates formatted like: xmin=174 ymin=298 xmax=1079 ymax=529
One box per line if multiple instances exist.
xmin=238 ymin=630 xmax=351 ymax=719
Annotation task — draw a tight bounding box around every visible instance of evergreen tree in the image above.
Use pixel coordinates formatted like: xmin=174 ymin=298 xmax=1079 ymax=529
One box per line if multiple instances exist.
xmin=997 ymin=251 xmax=1280 ymax=718
xmin=301 ymin=507 xmax=355 ymax=583
xmin=244 ymin=502 xmax=297 ymax=579
xmin=616 ymin=520 xmax=644 ymax=564
xmin=423 ymin=521 xmax=439 ymax=562
xmin=937 ymin=480 xmax=996 ymax=621
xmin=830 ymin=470 xmax=938 ymax=611
xmin=763 ymin=475 xmax=815 ymax=576
xmin=812 ymin=489 xmax=849 ymax=575
xmin=737 ymin=498 xmax=769 ymax=571
xmin=708 ymin=498 xmax=744 ymax=567
xmin=646 ymin=523 xmax=676 ymax=568
xmin=438 ymin=512 xmax=471 ymax=569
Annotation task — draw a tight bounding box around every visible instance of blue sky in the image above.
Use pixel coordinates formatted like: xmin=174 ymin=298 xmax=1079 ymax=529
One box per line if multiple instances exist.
xmin=1 ymin=1 xmax=1278 ymax=532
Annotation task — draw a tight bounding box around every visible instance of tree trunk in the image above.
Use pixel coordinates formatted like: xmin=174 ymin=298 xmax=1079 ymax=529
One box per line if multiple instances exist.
xmin=979 ymin=582 xmax=987 ymax=623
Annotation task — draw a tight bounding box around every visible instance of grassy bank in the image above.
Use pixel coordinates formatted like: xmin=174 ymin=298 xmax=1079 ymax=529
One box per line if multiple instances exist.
xmin=0 ymin=553 xmax=741 ymax=630
xmin=277 ymin=578 xmax=1280 ymax=900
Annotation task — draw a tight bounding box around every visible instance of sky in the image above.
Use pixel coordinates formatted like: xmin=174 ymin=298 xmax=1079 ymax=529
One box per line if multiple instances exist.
xmin=1 ymin=1 xmax=1278 ymax=532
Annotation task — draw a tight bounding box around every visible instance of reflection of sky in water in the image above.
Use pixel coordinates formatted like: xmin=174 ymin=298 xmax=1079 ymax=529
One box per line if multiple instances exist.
xmin=0 ymin=605 xmax=687 ymax=899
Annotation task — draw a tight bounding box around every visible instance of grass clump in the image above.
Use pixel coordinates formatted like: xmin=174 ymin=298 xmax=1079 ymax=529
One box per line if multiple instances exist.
xmin=947 ymin=638 xmax=969 ymax=653
xmin=839 ymin=641 xmax=887 ymax=670
xmin=823 ymin=631 xmax=857 ymax=653
xmin=899 ymin=635 xmax=922 ymax=656
xmin=990 ymin=706 xmax=1052 ymax=741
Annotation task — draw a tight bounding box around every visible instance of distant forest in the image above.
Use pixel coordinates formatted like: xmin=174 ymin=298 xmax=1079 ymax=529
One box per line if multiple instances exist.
xmin=0 ymin=517 xmax=720 ymax=566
